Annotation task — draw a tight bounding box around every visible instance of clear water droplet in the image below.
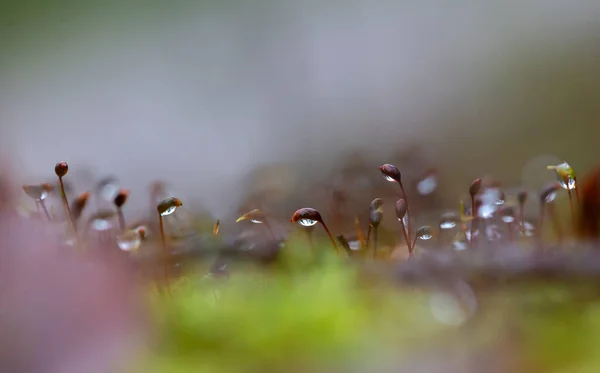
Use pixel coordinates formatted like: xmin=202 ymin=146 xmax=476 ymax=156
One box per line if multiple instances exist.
xmin=91 ymin=218 xmax=113 ymax=231
xmin=161 ymin=205 xmax=177 ymax=216
xmin=559 ymin=176 xmax=576 ymax=190
xmin=416 ymin=226 xmax=433 ymax=240
xmin=250 ymin=219 xmax=263 ymax=224
xmin=417 ymin=175 xmax=438 ymax=195
xmin=117 ymin=232 xmax=141 ymax=252
xmin=348 ymin=240 xmax=361 ymax=251
xmin=383 ymin=175 xmax=396 ymax=182
xmin=439 ymin=213 xmax=458 ymax=230
xmin=502 ymin=215 xmax=515 ymax=223
xmin=299 ymin=219 xmax=318 ymax=227
xmin=544 ymin=191 xmax=557 ymax=203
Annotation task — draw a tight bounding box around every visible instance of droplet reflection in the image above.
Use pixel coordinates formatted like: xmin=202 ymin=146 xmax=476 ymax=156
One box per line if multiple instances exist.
xmin=439 ymin=213 xmax=458 ymax=230
xmin=299 ymin=219 xmax=318 ymax=227
xmin=416 ymin=226 xmax=433 ymax=240
xmin=161 ymin=206 xmax=177 ymax=216
xmin=117 ymin=231 xmax=142 ymax=252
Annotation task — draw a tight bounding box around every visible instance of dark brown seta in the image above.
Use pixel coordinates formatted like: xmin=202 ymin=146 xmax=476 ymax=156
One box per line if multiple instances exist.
xmin=378 ymin=164 xmax=401 ymax=183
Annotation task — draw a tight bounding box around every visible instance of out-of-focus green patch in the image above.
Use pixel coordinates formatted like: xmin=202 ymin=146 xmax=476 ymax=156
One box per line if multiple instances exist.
xmin=139 ymin=250 xmax=447 ymax=373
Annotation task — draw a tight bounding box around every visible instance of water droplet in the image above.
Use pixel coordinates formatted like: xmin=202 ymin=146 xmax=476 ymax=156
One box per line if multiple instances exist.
xmin=348 ymin=240 xmax=361 ymax=250
xmin=161 ymin=205 xmax=177 ymax=216
xmin=383 ymin=175 xmax=396 ymax=182
xmin=417 ymin=175 xmax=438 ymax=195
xmin=544 ymin=191 xmax=557 ymax=203
xmin=416 ymin=226 xmax=433 ymax=240
xmin=250 ymin=219 xmax=263 ymax=224
xmin=117 ymin=231 xmax=141 ymax=252
xmin=91 ymin=218 xmax=113 ymax=231
xmin=299 ymin=219 xmax=318 ymax=227
xmin=559 ymin=176 xmax=576 ymax=190
xmin=548 ymin=161 xmax=577 ymax=190
xmin=499 ymin=206 xmax=515 ymax=223
xmin=502 ymin=215 xmax=515 ymax=223
xmin=439 ymin=213 xmax=458 ymax=230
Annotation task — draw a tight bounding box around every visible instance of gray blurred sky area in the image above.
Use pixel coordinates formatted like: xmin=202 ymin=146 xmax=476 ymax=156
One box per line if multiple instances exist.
xmin=1 ymin=1 xmax=600 ymax=218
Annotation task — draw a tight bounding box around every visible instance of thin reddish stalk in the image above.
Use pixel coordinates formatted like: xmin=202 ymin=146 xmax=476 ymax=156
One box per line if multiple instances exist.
xmin=158 ymin=215 xmax=171 ymax=296
xmin=320 ymin=222 xmax=339 ymax=254
xmin=263 ymin=220 xmax=277 ymax=241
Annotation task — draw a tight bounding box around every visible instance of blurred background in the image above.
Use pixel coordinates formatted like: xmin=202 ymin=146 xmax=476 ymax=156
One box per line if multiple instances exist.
xmin=1 ymin=0 xmax=600 ymax=223
xmin=3 ymin=2 xmax=600 ymax=373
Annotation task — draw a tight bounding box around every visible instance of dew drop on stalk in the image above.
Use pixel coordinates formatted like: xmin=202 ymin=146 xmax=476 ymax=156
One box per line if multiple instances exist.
xmin=299 ymin=219 xmax=318 ymax=227
xmin=500 ymin=206 xmax=516 ymax=223
xmin=439 ymin=213 xmax=458 ymax=230
xmin=161 ymin=206 xmax=176 ymax=216
xmin=91 ymin=218 xmax=113 ymax=231
xmin=117 ymin=231 xmax=142 ymax=252
xmin=416 ymin=226 xmax=433 ymax=240
xmin=559 ymin=175 xmax=576 ymax=190
xmin=89 ymin=210 xmax=116 ymax=231
xmin=547 ymin=161 xmax=577 ymax=190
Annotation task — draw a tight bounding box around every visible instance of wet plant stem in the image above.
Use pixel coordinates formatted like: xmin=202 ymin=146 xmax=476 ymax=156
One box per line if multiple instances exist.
xmin=39 ymin=200 xmax=51 ymax=221
xmin=399 ymin=220 xmax=412 ymax=257
xmin=58 ymin=176 xmax=81 ymax=249
xmin=398 ymin=182 xmax=413 ymax=248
